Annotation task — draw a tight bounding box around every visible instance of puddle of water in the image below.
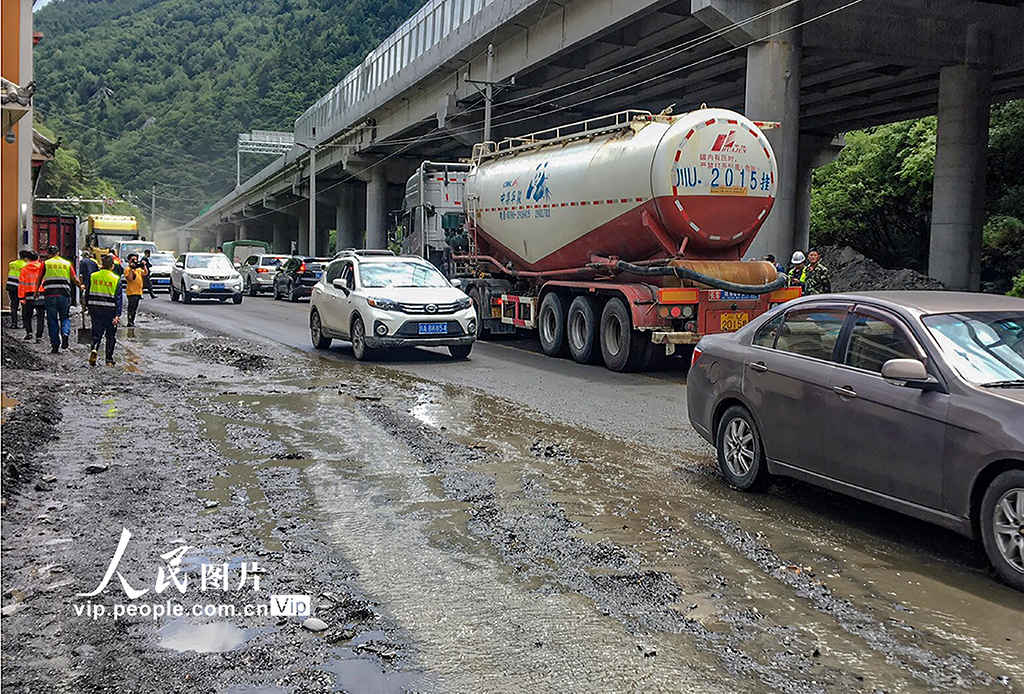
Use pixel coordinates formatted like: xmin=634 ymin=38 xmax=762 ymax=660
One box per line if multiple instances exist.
xmin=158 ymin=619 xmax=269 ymax=653
xmin=322 ymin=650 xmax=423 ymax=694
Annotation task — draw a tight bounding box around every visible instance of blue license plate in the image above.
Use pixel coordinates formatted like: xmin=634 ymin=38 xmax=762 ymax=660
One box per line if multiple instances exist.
xmin=211 ymin=283 xmax=225 ymax=290
xmin=315 ymin=272 xmax=323 ymax=279
xmin=418 ymin=322 xmax=447 ymax=335
xmin=154 ymin=278 xmax=169 ymax=284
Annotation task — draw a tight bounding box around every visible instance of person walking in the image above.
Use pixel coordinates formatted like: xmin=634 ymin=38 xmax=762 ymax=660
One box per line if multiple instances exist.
xmin=78 ymin=250 xmax=99 ymax=307
xmin=86 ymin=254 xmax=123 ymax=366
xmin=37 ymin=245 xmax=83 ymax=354
xmin=18 ymin=251 xmax=45 ymax=342
xmin=802 ymin=249 xmax=832 ymax=295
xmin=142 ymin=249 xmax=156 ymax=299
xmin=7 ymin=250 xmax=29 ymax=329
xmin=123 ymin=253 xmax=147 ymax=327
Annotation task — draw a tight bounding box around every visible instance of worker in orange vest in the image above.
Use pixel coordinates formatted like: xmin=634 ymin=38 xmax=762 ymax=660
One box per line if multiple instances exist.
xmin=17 ymin=250 xmax=45 ymax=342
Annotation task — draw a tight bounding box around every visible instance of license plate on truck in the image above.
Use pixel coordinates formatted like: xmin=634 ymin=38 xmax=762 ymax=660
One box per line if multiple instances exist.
xmin=418 ymin=322 xmax=447 ymax=335
xmin=719 ymin=312 xmax=750 ymax=331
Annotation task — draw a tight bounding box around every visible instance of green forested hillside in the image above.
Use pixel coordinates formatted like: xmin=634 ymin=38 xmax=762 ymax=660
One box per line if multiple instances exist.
xmin=810 ymin=100 xmax=1024 ymax=292
xmin=33 ymin=0 xmax=420 ymax=227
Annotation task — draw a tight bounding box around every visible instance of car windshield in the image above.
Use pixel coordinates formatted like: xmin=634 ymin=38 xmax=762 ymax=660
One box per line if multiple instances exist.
xmin=923 ymin=311 xmax=1024 ymax=385
xmin=121 ymin=242 xmax=156 ymax=257
xmin=149 ymin=254 xmax=174 ymax=266
xmin=359 ymin=261 xmax=448 ymax=288
xmin=186 ymin=255 xmax=234 ymax=272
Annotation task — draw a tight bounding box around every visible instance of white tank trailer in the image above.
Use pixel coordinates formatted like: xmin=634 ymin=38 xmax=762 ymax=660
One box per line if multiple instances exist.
xmin=413 ymin=108 xmax=802 ymax=371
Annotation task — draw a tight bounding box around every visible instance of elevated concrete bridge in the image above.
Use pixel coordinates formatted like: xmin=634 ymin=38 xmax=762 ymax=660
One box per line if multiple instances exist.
xmin=182 ymin=0 xmax=1024 ymax=289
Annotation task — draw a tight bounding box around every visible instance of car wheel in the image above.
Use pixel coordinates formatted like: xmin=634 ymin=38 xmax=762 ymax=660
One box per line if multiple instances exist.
xmin=980 ymin=470 xmax=1024 ymax=591
xmin=599 ymin=297 xmax=651 ymax=372
xmin=567 ymin=295 xmax=600 ymax=364
xmin=182 ymin=283 xmax=192 ymax=304
xmin=218 ymin=297 xmax=227 ymax=303
xmin=350 ymin=315 xmax=373 ymax=361
xmin=289 ymin=282 xmax=299 ymax=302
xmin=170 ymin=284 xmax=179 ymax=302
xmin=449 ymin=344 xmax=472 ymax=360
xmin=715 ymin=405 xmax=769 ymax=491
xmin=310 ymin=308 xmax=332 ymax=349
xmin=248 ymin=278 xmax=258 ymax=297
xmin=233 ymin=294 xmax=243 ymax=305
xmin=538 ymin=292 xmax=567 ymax=356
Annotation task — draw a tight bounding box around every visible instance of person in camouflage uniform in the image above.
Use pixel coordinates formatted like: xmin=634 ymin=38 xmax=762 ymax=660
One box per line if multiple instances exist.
xmin=801 ymin=249 xmax=832 ymax=294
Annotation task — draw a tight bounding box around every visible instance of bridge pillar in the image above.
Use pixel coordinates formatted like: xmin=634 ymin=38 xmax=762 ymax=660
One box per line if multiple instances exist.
xmin=335 ymin=183 xmax=364 ymax=250
xmin=272 ymin=221 xmax=287 ymax=254
xmin=297 ymin=208 xmax=310 ymax=256
xmin=794 ymin=135 xmax=845 ymax=255
xmin=928 ymin=64 xmax=991 ymax=290
xmin=366 ymin=168 xmax=387 ymax=249
xmin=743 ymin=2 xmax=801 ymax=262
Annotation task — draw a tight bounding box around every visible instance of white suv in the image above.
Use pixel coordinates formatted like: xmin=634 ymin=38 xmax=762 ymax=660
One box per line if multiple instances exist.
xmin=309 ymin=251 xmax=476 ymax=360
xmin=170 ymin=252 xmax=244 ymax=304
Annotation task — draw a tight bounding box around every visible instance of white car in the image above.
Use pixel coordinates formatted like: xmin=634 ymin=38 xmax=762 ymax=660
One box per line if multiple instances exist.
xmin=146 ymin=252 xmax=175 ymax=291
xmin=170 ymin=252 xmax=244 ymax=304
xmin=309 ymin=250 xmax=476 ymax=360
xmin=239 ymin=253 xmax=290 ymax=296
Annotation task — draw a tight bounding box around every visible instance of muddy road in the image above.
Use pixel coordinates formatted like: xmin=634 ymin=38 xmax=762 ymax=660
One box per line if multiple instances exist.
xmin=1 ymin=302 xmax=1022 ymax=693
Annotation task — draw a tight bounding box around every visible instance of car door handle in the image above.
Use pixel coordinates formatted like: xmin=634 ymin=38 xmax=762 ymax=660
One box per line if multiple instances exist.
xmin=832 ymin=385 xmax=858 ymax=399
xmin=747 ymin=361 xmax=768 ymax=373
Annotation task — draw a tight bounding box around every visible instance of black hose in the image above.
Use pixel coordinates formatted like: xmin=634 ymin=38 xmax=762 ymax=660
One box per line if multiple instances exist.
xmin=610 ymin=260 xmax=790 ymax=295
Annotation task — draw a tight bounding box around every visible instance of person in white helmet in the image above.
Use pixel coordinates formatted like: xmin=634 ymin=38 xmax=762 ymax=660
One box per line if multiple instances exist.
xmin=788 ymin=250 xmax=807 ymax=287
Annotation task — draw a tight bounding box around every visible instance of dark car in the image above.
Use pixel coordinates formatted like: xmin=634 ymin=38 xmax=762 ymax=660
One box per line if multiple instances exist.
xmin=687 ymin=291 xmax=1024 ymax=590
xmin=272 ymin=257 xmax=330 ymax=302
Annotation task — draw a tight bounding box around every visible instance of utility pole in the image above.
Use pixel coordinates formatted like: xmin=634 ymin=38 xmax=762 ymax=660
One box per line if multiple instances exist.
xmin=309 ymin=147 xmax=317 ymax=257
xmin=151 ymin=184 xmax=156 ymax=240
xmin=484 ymin=43 xmax=493 ymax=143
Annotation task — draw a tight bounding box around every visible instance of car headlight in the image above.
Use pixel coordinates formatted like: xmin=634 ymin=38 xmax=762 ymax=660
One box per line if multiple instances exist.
xmin=455 ymin=296 xmax=472 ymax=310
xmin=366 ymin=297 xmax=399 ymax=311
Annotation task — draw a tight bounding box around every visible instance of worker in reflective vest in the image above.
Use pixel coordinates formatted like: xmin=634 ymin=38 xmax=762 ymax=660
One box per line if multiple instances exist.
xmin=6 ymin=250 xmax=29 ymax=329
xmin=87 ymin=254 xmax=123 ymax=367
xmin=17 ymin=251 xmax=45 ymax=342
xmin=37 ymin=245 xmax=83 ymax=354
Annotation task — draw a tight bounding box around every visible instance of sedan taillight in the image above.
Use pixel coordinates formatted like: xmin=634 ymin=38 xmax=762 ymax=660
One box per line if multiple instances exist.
xmin=299 ymin=263 xmax=306 ymax=273
xmin=691 ymin=346 xmax=703 ymax=368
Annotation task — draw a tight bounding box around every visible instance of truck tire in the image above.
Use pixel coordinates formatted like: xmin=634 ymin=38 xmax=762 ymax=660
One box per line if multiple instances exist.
xmin=567 ymin=295 xmax=600 ymax=364
xmin=469 ymin=287 xmax=489 ymax=338
xmin=538 ymin=292 xmax=567 ymax=356
xmin=979 ymin=469 xmax=1024 ymax=592
xmin=599 ymin=297 xmax=649 ymax=372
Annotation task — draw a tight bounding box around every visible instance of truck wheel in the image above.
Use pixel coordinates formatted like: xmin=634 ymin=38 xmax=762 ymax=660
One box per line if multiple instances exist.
xmin=538 ymin=292 xmax=567 ymax=356
xmin=567 ymin=295 xmax=600 ymax=364
xmin=599 ymin=297 xmax=648 ymax=371
xmin=469 ymin=287 xmax=489 ymax=338
xmin=979 ymin=470 xmax=1024 ymax=591
xmin=716 ymin=405 xmax=769 ymax=491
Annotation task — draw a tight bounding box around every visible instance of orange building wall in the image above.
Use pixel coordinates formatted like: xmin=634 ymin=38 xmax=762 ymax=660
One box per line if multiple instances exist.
xmin=2 ymin=0 xmax=23 ymax=310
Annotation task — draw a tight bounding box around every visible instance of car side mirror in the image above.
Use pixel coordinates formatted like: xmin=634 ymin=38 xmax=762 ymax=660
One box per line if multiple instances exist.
xmin=881 ymin=358 xmax=936 ymax=389
xmin=332 ymin=278 xmax=349 ymax=294
xmin=175 ymin=263 xmax=184 ymax=269
xmin=450 ymin=278 xmax=462 ymax=288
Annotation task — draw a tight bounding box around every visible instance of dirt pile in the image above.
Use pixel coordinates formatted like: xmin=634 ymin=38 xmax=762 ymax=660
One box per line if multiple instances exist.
xmin=817 ymin=245 xmax=945 ymax=292
xmin=179 ymin=336 xmax=272 ymax=370
xmin=2 ymin=330 xmax=45 ymax=371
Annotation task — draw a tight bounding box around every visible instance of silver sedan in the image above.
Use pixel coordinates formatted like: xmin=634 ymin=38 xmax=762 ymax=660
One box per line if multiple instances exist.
xmin=687 ymin=291 xmax=1024 ymax=591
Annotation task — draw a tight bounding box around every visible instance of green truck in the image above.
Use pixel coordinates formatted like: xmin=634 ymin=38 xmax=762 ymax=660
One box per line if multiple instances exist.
xmin=221 ymin=240 xmax=273 ymax=267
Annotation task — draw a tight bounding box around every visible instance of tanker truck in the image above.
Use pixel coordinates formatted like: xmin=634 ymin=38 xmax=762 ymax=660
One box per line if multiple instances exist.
xmin=408 ymin=107 xmax=800 ymax=371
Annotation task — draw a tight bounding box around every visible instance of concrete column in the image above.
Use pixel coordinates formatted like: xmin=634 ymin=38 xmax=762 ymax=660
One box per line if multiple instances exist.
xmin=928 ymin=64 xmax=991 ymax=290
xmin=365 ymin=168 xmax=388 ymax=249
xmin=794 ymin=135 xmax=844 ymax=254
xmin=315 ymin=204 xmax=331 ymax=257
xmin=237 ymin=222 xmax=248 ymax=241
xmin=214 ymin=228 xmax=226 ymax=250
xmin=297 ymin=208 xmax=310 ymax=256
xmin=272 ymin=222 xmax=287 ymax=254
xmin=743 ymin=3 xmax=800 ymax=261
xmin=335 ymin=184 xmax=362 ymax=250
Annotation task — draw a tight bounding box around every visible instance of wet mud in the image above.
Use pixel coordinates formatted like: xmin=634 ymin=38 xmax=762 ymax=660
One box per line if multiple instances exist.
xmin=2 ymin=308 xmax=1023 ymax=693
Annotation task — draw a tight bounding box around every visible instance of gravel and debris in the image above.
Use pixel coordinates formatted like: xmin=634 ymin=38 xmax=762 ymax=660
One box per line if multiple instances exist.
xmin=179 ymin=336 xmax=273 ymax=370
xmin=818 ymin=245 xmax=945 ymax=291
